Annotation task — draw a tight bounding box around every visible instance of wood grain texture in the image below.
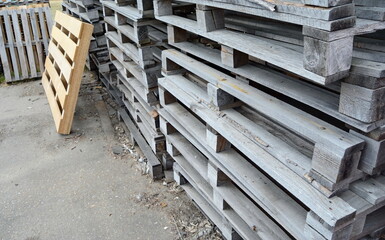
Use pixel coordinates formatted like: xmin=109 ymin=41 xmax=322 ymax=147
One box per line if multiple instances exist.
xmin=43 ymin=11 xmax=93 ymax=134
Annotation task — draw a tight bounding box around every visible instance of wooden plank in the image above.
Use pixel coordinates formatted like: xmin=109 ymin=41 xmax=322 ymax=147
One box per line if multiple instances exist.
xmin=0 ymin=15 xmax=12 ymax=81
xmin=3 ymin=11 xmax=20 ymax=80
xmin=28 ymin=7 xmax=44 ymax=74
xmin=48 ymin=43 xmax=72 ymax=82
xmin=54 ymin=10 xmax=83 ymax=37
xmin=20 ymin=8 xmax=37 ymax=77
xmin=51 ymin=26 xmax=77 ymax=60
xmin=37 ymin=7 xmax=49 ymax=55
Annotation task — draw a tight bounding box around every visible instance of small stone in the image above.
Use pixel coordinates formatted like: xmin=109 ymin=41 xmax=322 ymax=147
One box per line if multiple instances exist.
xmin=112 ymin=145 xmax=124 ymax=155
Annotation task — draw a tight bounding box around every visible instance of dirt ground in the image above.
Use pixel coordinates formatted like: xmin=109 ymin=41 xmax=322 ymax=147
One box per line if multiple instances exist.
xmin=0 ymin=72 xmax=222 ymax=240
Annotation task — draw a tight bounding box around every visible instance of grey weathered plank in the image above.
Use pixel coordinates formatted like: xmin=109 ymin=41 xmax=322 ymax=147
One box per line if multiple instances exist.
xmin=0 ymin=14 xmax=11 ymax=81
xmin=20 ymin=9 xmax=37 ymax=78
xmin=28 ymin=7 xmax=45 ymax=74
xmin=356 ymin=7 xmax=385 ymax=21
xmin=3 ymin=10 xmax=20 ymax=80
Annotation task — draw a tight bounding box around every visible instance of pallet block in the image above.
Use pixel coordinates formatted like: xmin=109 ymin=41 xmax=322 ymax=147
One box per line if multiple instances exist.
xmin=42 ymin=11 xmax=93 ymax=134
xmin=0 ymin=4 xmax=52 ymax=82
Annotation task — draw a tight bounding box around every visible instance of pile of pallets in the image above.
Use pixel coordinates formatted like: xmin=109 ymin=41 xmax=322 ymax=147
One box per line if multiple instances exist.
xmin=151 ymin=0 xmax=385 ymax=239
xmin=61 ymin=0 xmax=110 ymax=72
xmin=100 ymin=0 xmax=171 ymax=178
xmin=0 ymin=3 xmax=52 ymax=82
xmin=0 ymin=0 xmax=48 ymax=7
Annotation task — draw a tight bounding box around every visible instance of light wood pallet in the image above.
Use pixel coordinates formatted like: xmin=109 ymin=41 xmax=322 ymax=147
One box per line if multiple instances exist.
xmin=153 ymin=0 xmax=385 ymax=85
xmin=42 ymin=11 xmax=93 ymax=134
xmin=160 ymin=49 xmax=369 ymax=195
xmin=158 ymin=77 xmax=385 ymax=240
xmin=0 ymin=4 xmax=52 ymax=82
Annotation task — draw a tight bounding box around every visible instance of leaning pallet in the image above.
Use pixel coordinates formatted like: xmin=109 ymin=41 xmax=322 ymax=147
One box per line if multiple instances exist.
xmin=157 ymin=49 xmax=385 ymax=240
xmin=0 ymin=3 xmax=52 ymax=82
xmin=153 ymin=0 xmax=385 ymax=85
xmin=42 ymin=11 xmax=93 ymax=134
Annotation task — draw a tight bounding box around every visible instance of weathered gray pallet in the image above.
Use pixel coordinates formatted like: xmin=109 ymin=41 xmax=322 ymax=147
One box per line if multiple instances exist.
xmin=159 ymin=82 xmax=385 ymax=239
xmin=0 ymin=5 xmax=52 ymax=82
xmin=118 ymin=108 xmax=163 ymax=179
xmin=102 ymin=1 xmax=166 ymax=45
xmin=0 ymin=0 xmax=48 ymax=7
xmin=165 ymin=29 xmax=385 ymax=133
xmin=108 ymin=43 xmax=161 ymax=91
xmin=117 ymin=73 xmax=165 ymax=156
xmin=117 ymin=71 xmax=160 ymax=133
xmin=61 ymin=0 xmax=100 ymax=23
xmin=105 ymin=29 xmax=158 ymax=68
xmin=201 ymin=17 xmax=385 ymax=124
xmin=153 ymin=1 xmax=357 ymax=84
xmin=173 ymin=160 xmax=291 ymax=240
xmin=161 ymin=49 xmax=366 ymax=194
xmin=62 ymin=4 xmax=106 ymax=37
xmin=99 ymin=70 xmax=124 ymax=106
xmin=100 ymin=0 xmax=152 ymax=20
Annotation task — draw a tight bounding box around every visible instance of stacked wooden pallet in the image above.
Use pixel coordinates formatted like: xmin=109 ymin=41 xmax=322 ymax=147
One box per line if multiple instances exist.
xmin=61 ymin=0 xmax=109 ymax=72
xmin=0 ymin=3 xmax=52 ymax=82
xmin=100 ymin=0 xmax=171 ymax=178
xmin=152 ymin=0 xmax=385 ymax=239
xmin=0 ymin=0 xmax=48 ymax=7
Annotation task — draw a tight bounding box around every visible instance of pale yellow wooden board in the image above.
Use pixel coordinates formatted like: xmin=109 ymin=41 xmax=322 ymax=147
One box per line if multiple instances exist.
xmin=42 ymin=10 xmax=93 ymax=134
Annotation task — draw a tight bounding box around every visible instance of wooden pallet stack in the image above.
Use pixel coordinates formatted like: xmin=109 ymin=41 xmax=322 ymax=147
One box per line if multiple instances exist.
xmin=0 ymin=0 xmax=49 ymax=7
xmin=100 ymin=0 xmax=171 ymax=178
xmin=0 ymin=3 xmax=52 ymax=82
xmin=152 ymin=0 xmax=385 ymax=239
xmin=61 ymin=0 xmax=110 ymax=72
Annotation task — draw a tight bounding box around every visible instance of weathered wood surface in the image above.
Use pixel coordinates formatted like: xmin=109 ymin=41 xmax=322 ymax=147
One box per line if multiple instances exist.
xmin=167 ymin=39 xmax=385 ymax=132
xmin=118 ymin=108 xmax=163 ymax=179
xmin=162 ymin=49 xmax=365 ymax=192
xmin=61 ymin=0 xmax=100 ymax=23
xmin=0 ymin=5 xmax=52 ymax=82
xmin=154 ymin=10 xmax=349 ymax=84
xmin=42 ymin=11 xmax=93 ymax=134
